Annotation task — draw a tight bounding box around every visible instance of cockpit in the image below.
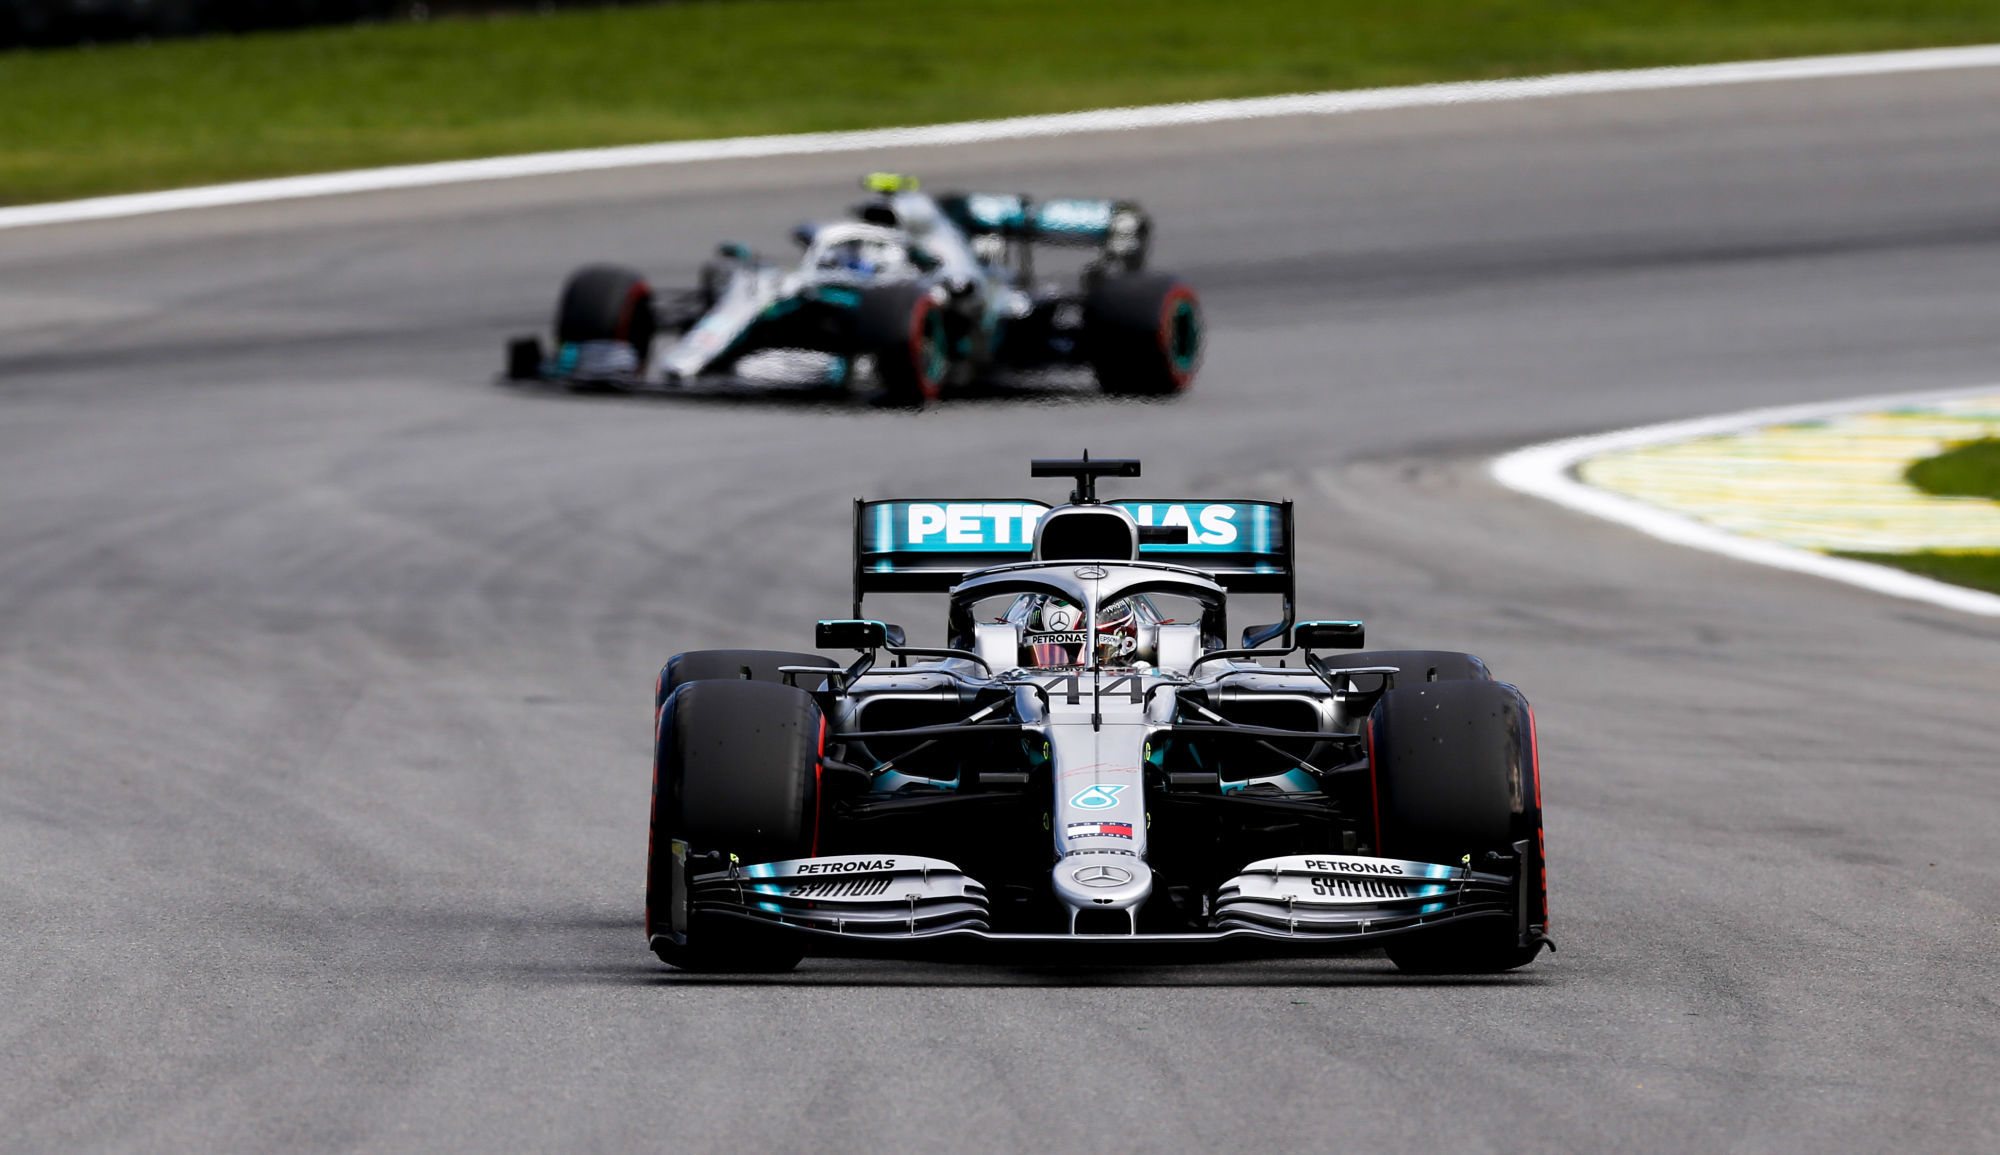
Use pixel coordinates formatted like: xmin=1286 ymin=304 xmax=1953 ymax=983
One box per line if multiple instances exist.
xmin=946 ymin=568 xmax=1228 ymax=673
xmin=804 ymin=223 xmax=929 ymax=281
xmin=998 ymin=592 xmax=1153 ymax=668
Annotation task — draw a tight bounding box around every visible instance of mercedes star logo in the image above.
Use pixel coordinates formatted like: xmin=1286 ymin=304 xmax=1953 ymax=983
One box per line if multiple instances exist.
xmin=1072 ymin=864 xmax=1133 ymax=888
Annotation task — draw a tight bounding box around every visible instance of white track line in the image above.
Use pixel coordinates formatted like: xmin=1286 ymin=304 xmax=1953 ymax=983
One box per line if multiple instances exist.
xmin=1491 ymin=385 xmax=2000 ymax=617
xmin=7 ymin=43 xmax=2000 ymax=232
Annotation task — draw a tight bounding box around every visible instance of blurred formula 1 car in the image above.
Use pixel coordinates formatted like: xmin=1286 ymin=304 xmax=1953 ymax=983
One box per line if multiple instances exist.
xmin=505 ymin=174 xmax=1202 ymax=404
xmin=646 ymin=456 xmax=1552 ymax=972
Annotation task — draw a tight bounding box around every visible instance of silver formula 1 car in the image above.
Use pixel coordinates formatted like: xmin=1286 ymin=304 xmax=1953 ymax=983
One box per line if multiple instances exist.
xmin=647 ymin=457 xmax=1550 ymax=972
xmin=506 ymin=174 xmax=1202 ymax=404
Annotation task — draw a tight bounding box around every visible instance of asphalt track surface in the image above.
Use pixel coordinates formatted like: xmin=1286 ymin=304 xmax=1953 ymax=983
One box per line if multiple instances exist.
xmin=4 ymin=67 xmax=2000 ymax=1153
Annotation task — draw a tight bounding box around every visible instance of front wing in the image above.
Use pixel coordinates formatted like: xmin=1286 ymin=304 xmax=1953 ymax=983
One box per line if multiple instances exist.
xmin=507 ymin=337 xmax=860 ymax=393
xmin=652 ymin=851 xmax=1548 ymax=963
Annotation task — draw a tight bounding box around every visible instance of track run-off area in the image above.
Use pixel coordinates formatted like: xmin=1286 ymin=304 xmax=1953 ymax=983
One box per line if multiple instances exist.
xmin=1495 ymin=383 xmax=2000 ymax=616
xmin=4 ymin=56 xmax=2000 ymax=1152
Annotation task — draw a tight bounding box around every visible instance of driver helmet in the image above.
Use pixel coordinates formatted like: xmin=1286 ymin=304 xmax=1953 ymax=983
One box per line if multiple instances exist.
xmin=1093 ymin=597 xmax=1140 ymax=666
xmin=1023 ymin=596 xmax=1140 ymax=667
xmin=819 ymin=236 xmax=901 ymax=277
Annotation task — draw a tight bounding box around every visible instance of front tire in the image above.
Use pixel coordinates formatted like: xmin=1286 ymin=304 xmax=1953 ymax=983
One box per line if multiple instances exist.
xmin=556 ymin=264 xmax=657 ymax=372
xmin=647 ymin=679 xmax=824 ymax=973
xmin=1367 ymin=679 xmax=1547 ymax=974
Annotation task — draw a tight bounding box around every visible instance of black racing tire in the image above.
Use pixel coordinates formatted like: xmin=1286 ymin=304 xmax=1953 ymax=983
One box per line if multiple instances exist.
xmin=1366 ymin=679 xmax=1547 ymax=974
xmin=854 ymin=284 xmax=948 ymax=406
xmin=646 ymin=679 xmax=824 ymax=973
xmin=1332 ymin=649 xmax=1492 ymax=691
xmin=1083 ymin=273 xmax=1202 ymax=396
xmin=555 ymin=264 xmax=657 ymax=370
xmin=654 ymin=649 xmax=839 ymax=712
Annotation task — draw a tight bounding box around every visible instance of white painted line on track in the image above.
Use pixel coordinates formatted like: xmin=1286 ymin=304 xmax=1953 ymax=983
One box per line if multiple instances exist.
xmin=1491 ymin=385 xmax=2000 ymax=617
xmin=6 ymin=43 xmax=2000 ymax=232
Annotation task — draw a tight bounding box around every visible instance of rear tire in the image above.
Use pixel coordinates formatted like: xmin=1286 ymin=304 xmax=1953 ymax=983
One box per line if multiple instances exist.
xmin=647 ymin=679 xmax=824 ymax=973
xmin=855 ymin=284 xmax=948 ymax=406
xmin=1367 ymin=679 xmax=1547 ymax=974
xmin=1084 ymin=273 xmax=1201 ymax=396
xmin=556 ymin=264 xmax=657 ymax=371
xmin=655 ymin=649 xmax=839 ymax=712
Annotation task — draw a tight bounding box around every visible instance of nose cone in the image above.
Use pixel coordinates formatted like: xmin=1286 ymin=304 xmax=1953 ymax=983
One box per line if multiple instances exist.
xmin=1052 ymin=853 xmax=1154 ymax=931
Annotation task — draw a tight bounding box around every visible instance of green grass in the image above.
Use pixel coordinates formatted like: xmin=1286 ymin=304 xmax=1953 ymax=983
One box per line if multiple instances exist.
xmin=5 ymin=0 xmax=2000 ymax=205
xmin=1837 ymin=550 xmax=2000 ymax=593
xmin=1906 ymin=437 xmax=2000 ymax=499
xmin=1838 ymin=438 xmax=2000 ymax=592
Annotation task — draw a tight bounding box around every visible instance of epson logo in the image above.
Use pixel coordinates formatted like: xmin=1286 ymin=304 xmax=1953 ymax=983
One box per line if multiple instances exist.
xmin=796 ymin=859 xmax=896 ymax=875
xmin=1302 ymin=859 xmax=1405 ymax=875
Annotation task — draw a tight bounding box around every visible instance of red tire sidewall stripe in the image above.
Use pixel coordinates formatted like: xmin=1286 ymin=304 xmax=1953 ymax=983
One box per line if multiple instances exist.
xmin=909 ymin=295 xmax=942 ymax=402
xmin=1526 ymin=701 xmax=1548 ymax=929
xmin=614 ymin=281 xmax=651 ymax=343
xmin=645 ymin=701 xmax=667 ymax=938
xmin=1525 ymin=702 xmax=1543 ymax=811
xmin=1157 ymin=285 xmax=1198 ymax=391
xmin=811 ymin=713 xmax=827 ymax=858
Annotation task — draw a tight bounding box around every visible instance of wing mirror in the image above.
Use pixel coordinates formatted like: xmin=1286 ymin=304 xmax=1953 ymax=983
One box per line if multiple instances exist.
xmin=1294 ymin=620 xmax=1365 ymax=650
xmin=1240 ymin=622 xmax=1286 ymax=649
xmin=815 ymin=620 xmax=907 ymax=650
xmin=789 ymin=222 xmax=816 ymax=248
xmin=718 ymin=241 xmax=754 ymax=261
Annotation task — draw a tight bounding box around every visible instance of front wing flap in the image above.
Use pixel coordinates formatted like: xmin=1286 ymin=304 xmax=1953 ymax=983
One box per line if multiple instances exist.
xmin=689 ymin=854 xmax=991 ymax=936
xmin=1212 ymin=854 xmax=1514 ymax=934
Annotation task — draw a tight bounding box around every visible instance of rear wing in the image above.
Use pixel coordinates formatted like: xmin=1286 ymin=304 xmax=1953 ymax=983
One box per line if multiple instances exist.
xmin=851 ymin=498 xmax=1296 ymax=640
xmin=935 ymin=193 xmax=1151 ymax=255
